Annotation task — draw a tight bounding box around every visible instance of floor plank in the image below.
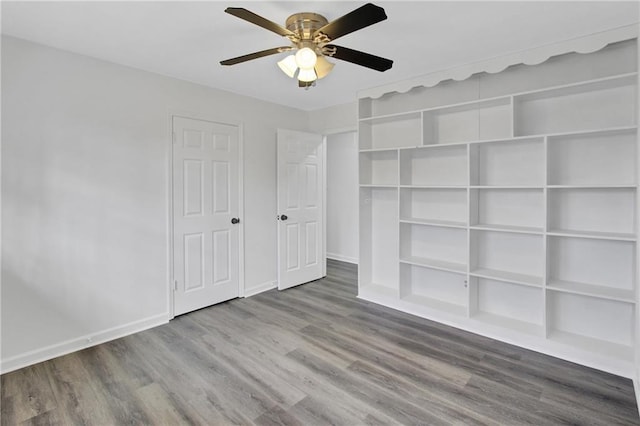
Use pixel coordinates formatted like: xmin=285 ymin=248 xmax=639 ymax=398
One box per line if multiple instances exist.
xmin=2 ymin=259 xmax=638 ymax=425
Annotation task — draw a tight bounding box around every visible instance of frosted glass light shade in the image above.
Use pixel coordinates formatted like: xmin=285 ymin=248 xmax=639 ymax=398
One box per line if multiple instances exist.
xmin=298 ymin=68 xmax=317 ymax=82
xmin=314 ymin=56 xmax=335 ymax=79
xmin=277 ymin=55 xmax=298 ymax=78
xmin=295 ymin=47 xmax=317 ymax=69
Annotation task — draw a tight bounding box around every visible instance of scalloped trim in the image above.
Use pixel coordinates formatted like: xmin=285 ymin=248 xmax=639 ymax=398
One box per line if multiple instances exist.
xmin=359 ymin=24 xmax=638 ymax=100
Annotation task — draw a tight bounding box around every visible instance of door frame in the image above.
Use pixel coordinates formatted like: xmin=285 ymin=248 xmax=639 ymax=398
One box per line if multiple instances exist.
xmin=167 ymin=111 xmax=244 ymax=319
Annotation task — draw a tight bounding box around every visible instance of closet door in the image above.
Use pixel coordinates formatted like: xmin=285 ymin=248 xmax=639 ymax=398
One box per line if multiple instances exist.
xmin=173 ymin=116 xmax=241 ymax=316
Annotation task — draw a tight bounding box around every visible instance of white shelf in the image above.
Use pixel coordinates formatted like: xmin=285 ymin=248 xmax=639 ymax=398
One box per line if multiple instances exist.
xmin=470 ymin=267 xmax=543 ymax=288
xmin=547 ymin=184 xmax=637 ymax=189
xmin=547 ymin=279 xmax=634 ymax=303
xmin=472 ymin=312 xmax=544 ymax=337
xmin=401 ymin=293 xmax=468 ymax=317
xmin=470 ymin=224 xmax=543 ymax=235
xmin=400 ymin=185 xmax=467 ymax=189
xmin=359 ymin=184 xmax=397 ymax=188
xmin=547 ymin=229 xmax=636 ymax=242
xmin=358 ymin=282 xmax=398 ymax=299
xmin=400 ymin=256 xmax=467 ymax=273
xmin=548 ymin=330 xmax=634 ymax=363
xmin=400 ymin=218 xmax=467 ymax=229
xmin=469 ymin=185 xmax=544 ymax=189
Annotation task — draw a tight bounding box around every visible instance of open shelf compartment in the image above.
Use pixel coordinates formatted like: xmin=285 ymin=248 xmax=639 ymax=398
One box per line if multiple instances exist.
xmin=359 ymin=187 xmax=399 ymax=296
xmin=470 ymin=276 xmax=544 ymax=336
xmin=359 ymin=112 xmax=422 ymax=150
xmin=470 ymin=137 xmax=544 ymax=186
xmin=547 ymin=128 xmax=637 ymax=186
xmin=470 ymin=229 xmax=544 ymax=287
xmin=399 ymin=263 xmax=468 ymax=315
xmin=359 ymin=150 xmax=398 ymax=186
xmin=514 ymin=74 xmax=637 ymax=136
xmin=400 ymin=187 xmax=467 ymax=227
xmin=547 ymin=236 xmax=635 ymax=302
xmin=470 ymin=188 xmax=544 ymax=233
xmin=547 ymin=187 xmax=636 ymax=239
xmin=400 ymin=223 xmax=467 ymax=273
xmin=423 ymin=97 xmax=512 ymax=145
xmin=400 ymin=145 xmax=467 ymax=186
xmin=547 ymin=290 xmax=634 ymax=362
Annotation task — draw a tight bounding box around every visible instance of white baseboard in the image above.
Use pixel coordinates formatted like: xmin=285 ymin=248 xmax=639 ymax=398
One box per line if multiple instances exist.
xmin=0 ymin=313 xmax=169 ymax=374
xmin=326 ymin=253 xmax=358 ymax=265
xmin=244 ymin=280 xmax=277 ymax=297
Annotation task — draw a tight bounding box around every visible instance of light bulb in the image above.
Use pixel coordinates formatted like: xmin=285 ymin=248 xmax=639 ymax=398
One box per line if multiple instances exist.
xmin=295 ymin=47 xmax=317 ymax=69
xmin=277 ymin=54 xmax=297 ymax=78
xmin=314 ymin=56 xmax=335 ymax=79
xmin=298 ymin=68 xmax=317 ymax=83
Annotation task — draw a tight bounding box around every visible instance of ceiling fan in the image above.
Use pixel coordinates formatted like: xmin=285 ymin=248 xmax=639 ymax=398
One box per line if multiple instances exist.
xmin=220 ymin=3 xmax=393 ymax=88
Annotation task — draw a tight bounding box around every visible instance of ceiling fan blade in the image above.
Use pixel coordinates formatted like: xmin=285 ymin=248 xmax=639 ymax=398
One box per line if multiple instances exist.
xmin=326 ymin=45 xmax=393 ymax=72
xmin=220 ymin=46 xmax=293 ymax=66
xmin=313 ymin=3 xmax=387 ymax=42
xmin=225 ymin=7 xmax=297 ymax=39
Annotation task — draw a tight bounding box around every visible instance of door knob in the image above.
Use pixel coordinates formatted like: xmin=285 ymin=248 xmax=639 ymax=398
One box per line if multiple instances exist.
xmin=280 ymin=214 xmax=288 ymax=221
xmin=231 ymin=218 xmax=240 ymax=224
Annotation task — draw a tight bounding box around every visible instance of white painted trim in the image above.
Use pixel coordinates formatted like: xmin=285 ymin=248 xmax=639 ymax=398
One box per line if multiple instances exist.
xmin=322 ymin=135 xmax=327 ymax=278
xmin=238 ymin=123 xmax=246 ymax=298
xmin=359 ymin=24 xmax=639 ymax=100
xmin=0 ymin=313 xmax=169 ymax=374
xmin=327 ymin=253 xmax=359 ymax=265
xmin=244 ymin=281 xmax=277 ymax=297
xmin=634 ymin=372 xmax=640 ymax=414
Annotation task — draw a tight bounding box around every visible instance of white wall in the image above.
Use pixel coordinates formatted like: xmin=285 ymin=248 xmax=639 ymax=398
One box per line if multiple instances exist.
xmin=326 ymin=132 xmax=359 ymax=264
xmin=1 ymin=36 xmax=309 ymax=371
xmin=308 ymin=102 xmax=357 ymax=134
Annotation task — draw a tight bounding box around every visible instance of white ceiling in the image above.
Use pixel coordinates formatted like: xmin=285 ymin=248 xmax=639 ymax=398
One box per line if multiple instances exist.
xmin=2 ymin=1 xmax=638 ymax=111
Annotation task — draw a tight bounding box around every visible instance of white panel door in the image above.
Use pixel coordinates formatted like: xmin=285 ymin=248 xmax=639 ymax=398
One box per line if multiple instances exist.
xmin=277 ymin=129 xmax=325 ymax=290
xmin=173 ymin=116 xmax=240 ymax=316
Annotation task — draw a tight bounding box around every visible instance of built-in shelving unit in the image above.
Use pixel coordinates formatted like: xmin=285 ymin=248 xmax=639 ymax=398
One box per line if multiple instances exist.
xmin=358 ymin=37 xmax=638 ymax=377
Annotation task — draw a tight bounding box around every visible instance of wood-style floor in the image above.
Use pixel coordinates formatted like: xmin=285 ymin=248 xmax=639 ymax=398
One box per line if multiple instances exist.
xmin=2 ymin=260 xmax=639 ymax=425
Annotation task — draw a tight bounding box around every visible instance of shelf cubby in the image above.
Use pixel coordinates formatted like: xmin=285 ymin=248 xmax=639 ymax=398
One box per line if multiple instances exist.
xmin=359 ymin=187 xmax=398 ymax=295
xmin=423 ymin=97 xmax=512 ymax=145
xmin=547 ymin=291 xmax=634 ymax=361
xmin=400 ymin=223 xmax=467 ymax=273
xmin=470 ymin=277 xmax=544 ymax=336
xmin=469 ymin=137 xmax=544 ymax=186
xmin=359 ymin=150 xmax=398 ymax=186
xmin=400 ymin=187 xmax=467 ymax=227
xmin=547 ymin=128 xmax=637 ymax=186
xmin=399 ymin=263 xmax=467 ymax=315
xmin=514 ymin=74 xmax=637 ymax=136
xmin=470 ymin=230 xmax=544 ymax=287
xmin=399 ymin=145 xmax=467 ymax=186
xmin=547 ymin=236 xmax=635 ymax=300
xmin=359 ymin=112 xmax=422 ymax=150
xmin=470 ymin=188 xmax=543 ymax=233
xmin=547 ymin=187 xmax=635 ymax=238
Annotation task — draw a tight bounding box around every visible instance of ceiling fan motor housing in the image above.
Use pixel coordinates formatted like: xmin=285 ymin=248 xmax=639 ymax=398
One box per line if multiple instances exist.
xmin=285 ymin=12 xmax=329 ymax=48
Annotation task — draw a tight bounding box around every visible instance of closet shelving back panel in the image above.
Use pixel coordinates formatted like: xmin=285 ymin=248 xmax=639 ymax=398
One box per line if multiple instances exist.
xmin=358 ymin=38 xmax=638 ymax=377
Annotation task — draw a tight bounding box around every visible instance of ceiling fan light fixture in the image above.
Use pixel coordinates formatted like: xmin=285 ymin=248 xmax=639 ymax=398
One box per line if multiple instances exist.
xmin=314 ymin=56 xmax=335 ymax=79
xmin=297 ymin=68 xmax=317 ymax=82
xmin=295 ymin=47 xmax=317 ymax=69
xmin=277 ymin=54 xmax=298 ymax=78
